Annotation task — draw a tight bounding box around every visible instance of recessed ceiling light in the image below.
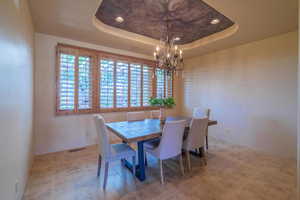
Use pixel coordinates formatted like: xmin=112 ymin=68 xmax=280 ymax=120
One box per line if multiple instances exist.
xmin=210 ymin=18 xmax=220 ymax=25
xmin=174 ymin=37 xmax=181 ymax=41
xmin=115 ymin=16 xmax=124 ymax=23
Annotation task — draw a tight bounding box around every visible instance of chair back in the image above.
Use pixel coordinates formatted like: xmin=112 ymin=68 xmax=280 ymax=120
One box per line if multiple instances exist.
xmin=157 ymin=120 xmax=186 ymax=159
xmin=193 ymin=107 xmax=210 ymax=119
xmin=127 ymin=111 xmax=146 ymax=121
xmin=150 ymin=110 xmax=160 ymax=119
xmin=93 ymin=115 xmax=111 ymax=157
xmin=185 ymin=117 xmax=208 ymax=150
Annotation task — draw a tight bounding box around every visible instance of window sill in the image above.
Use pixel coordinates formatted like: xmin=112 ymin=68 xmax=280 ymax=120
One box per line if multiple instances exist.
xmin=55 ymin=106 xmax=160 ymax=116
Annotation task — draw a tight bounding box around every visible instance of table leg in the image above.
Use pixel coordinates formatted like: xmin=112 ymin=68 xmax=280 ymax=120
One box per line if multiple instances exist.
xmin=136 ymin=141 xmax=146 ymax=181
xmin=199 ymin=147 xmax=204 ymax=157
xmin=123 ymin=141 xmax=146 ymax=181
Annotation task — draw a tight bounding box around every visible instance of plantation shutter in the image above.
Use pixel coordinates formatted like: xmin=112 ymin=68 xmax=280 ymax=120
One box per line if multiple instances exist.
xmin=78 ymin=56 xmax=92 ymax=109
xmin=130 ymin=64 xmax=142 ymax=107
xmin=58 ymin=53 xmax=76 ymax=110
xmin=156 ymin=68 xmax=165 ymax=98
xmin=166 ymin=72 xmax=173 ymax=97
xmin=142 ymin=65 xmax=152 ymax=106
xmin=99 ymin=59 xmax=114 ymax=108
xmin=116 ymin=61 xmax=129 ymax=108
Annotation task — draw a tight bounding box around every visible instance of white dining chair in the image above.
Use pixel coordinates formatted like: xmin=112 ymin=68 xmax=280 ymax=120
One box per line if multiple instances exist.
xmin=183 ymin=117 xmax=209 ymax=171
xmin=127 ymin=111 xmax=146 ymax=121
xmin=150 ymin=110 xmax=160 ymax=119
xmin=193 ymin=107 xmax=210 ymax=149
xmin=144 ymin=110 xmax=160 ymax=165
xmin=144 ymin=110 xmax=160 ymax=166
xmin=94 ymin=115 xmax=136 ymax=189
xmin=144 ymin=120 xmax=186 ymax=184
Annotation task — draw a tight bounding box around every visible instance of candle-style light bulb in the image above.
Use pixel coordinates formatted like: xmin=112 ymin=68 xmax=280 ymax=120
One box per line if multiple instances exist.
xmin=167 ymin=53 xmax=170 ymax=58
xmin=156 ymin=46 xmax=160 ymax=52
xmin=174 ymin=45 xmax=178 ymax=51
xmin=154 ymin=52 xmax=157 ymax=57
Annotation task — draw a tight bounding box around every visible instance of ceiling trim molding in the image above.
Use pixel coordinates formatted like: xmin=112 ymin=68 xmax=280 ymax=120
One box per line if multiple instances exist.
xmin=181 ymin=24 xmax=239 ymax=50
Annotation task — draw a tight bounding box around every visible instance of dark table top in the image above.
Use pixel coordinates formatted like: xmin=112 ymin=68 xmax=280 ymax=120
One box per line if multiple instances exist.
xmin=106 ymin=117 xmax=217 ymax=143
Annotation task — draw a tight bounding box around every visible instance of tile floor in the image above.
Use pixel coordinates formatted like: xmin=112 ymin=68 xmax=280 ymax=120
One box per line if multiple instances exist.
xmin=24 ymin=137 xmax=297 ymax=200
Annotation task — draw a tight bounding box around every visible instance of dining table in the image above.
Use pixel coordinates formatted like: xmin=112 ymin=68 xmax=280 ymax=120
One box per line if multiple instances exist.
xmin=106 ymin=116 xmax=217 ymax=181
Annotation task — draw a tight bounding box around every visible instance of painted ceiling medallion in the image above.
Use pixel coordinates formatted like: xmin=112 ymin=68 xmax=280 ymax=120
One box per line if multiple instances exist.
xmin=95 ymin=0 xmax=235 ymax=45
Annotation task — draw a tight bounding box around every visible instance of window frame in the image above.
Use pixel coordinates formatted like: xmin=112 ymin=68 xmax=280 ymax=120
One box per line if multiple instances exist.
xmin=56 ymin=43 xmax=174 ymax=115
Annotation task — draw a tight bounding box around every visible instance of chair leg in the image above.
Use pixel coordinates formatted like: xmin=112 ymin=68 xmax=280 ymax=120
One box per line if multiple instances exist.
xmin=201 ymin=148 xmax=207 ymax=165
xmin=185 ymin=151 xmax=191 ymax=171
xmin=132 ymin=156 xmax=136 ymax=176
xmin=206 ymin=135 xmax=208 ymax=150
xmin=199 ymin=147 xmax=203 ymax=157
xmin=159 ymin=159 xmax=164 ymax=184
xmin=99 ymin=160 xmax=105 ymax=186
xmin=103 ymin=162 xmax=109 ymax=189
xmin=145 ymin=152 xmax=148 ymax=166
xmin=97 ymin=155 xmax=101 ymax=177
xmin=179 ymin=155 xmax=185 ymax=176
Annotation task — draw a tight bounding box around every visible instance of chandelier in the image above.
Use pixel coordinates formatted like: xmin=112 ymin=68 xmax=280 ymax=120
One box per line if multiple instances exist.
xmin=153 ymin=18 xmax=184 ymax=75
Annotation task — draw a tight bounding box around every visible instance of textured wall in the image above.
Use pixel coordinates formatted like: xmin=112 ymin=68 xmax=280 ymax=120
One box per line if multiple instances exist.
xmin=182 ymin=31 xmax=298 ymax=159
xmin=34 ymin=33 xmax=181 ymax=155
xmin=0 ymin=0 xmax=34 ymax=199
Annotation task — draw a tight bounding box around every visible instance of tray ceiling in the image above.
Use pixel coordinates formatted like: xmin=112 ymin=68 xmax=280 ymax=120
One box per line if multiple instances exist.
xmin=28 ymin=0 xmax=298 ymax=57
xmin=95 ymin=0 xmax=235 ymax=45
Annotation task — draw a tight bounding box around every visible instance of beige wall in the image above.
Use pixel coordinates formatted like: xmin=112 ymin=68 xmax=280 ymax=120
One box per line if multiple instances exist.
xmin=34 ymin=33 xmax=181 ymax=155
xmin=183 ymin=31 xmax=298 ymax=159
xmin=297 ymin=0 xmax=300 ymax=199
xmin=0 ymin=0 xmax=34 ymax=200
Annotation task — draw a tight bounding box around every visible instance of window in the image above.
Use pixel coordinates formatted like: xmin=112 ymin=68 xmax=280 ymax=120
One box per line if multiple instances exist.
xmin=59 ymin=54 xmax=75 ymax=110
xmin=166 ymin=72 xmax=173 ymax=97
xmin=156 ymin=69 xmax=173 ymax=98
xmin=116 ymin=61 xmax=129 ymax=108
xmin=156 ymin=68 xmax=165 ymax=98
xmin=130 ymin=63 xmax=142 ymax=107
xmin=56 ymin=44 xmax=173 ymax=115
xmin=142 ymin=65 xmax=152 ymax=106
xmin=57 ymin=53 xmax=92 ymax=112
xmin=99 ymin=59 xmax=114 ymax=108
xmin=78 ymin=56 xmax=92 ymax=109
